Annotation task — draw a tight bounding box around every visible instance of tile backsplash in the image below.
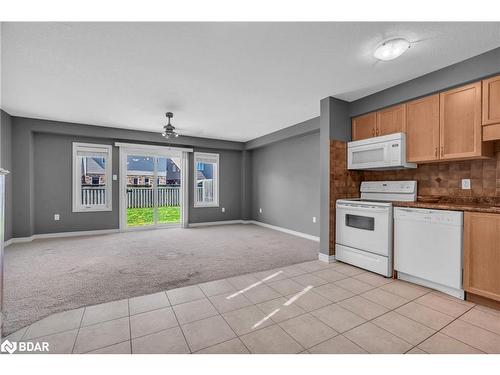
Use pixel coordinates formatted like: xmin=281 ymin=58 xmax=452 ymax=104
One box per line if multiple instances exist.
xmin=363 ymin=143 xmax=500 ymax=201
xmin=329 ymin=140 xmax=362 ymax=253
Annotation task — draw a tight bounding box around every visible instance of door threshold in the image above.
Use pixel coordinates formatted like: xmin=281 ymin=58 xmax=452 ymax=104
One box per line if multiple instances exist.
xmin=124 ymin=224 xmax=182 ymax=232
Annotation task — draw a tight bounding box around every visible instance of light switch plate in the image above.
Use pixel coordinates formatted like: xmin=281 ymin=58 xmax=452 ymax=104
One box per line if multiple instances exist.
xmin=259 ymin=208 xmax=263 ymax=213
xmin=112 ymin=174 xmax=118 ymax=181
xmin=461 ymin=179 xmax=471 ymax=190
xmin=312 ymin=217 xmax=317 ymax=223
xmin=54 ymin=214 xmax=60 ymax=221
xmin=221 ymin=207 xmax=225 ymax=213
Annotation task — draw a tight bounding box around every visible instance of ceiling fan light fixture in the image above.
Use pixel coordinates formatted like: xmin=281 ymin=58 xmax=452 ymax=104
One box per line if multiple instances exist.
xmin=374 ymin=38 xmax=411 ymax=61
xmin=161 ymin=111 xmax=179 ymax=139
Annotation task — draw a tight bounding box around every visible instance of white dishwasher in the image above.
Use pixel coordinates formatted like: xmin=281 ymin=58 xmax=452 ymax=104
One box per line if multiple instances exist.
xmin=394 ymin=207 xmax=464 ymax=299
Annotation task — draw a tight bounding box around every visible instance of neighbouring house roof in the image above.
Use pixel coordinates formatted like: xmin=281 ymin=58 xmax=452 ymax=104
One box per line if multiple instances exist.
xmin=86 ymin=156 xmax=210 ymax=182
xmin=197 ymin=170 xmax=210 ymax=180
xmin=126 ymin=157 xmax=181 ymax=180
xmin=196 ymin=163 xmax=213 ymax=181
xmin=85 ymin=157 xmax=105 ymax=175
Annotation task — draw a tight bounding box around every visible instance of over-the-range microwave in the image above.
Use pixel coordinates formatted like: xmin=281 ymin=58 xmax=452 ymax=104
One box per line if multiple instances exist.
xmin=347 ymin=132 xmax=417 ymax=170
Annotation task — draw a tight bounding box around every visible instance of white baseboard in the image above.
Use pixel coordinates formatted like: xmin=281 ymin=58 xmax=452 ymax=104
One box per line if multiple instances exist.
xmin=5 ymin=229 xmax=120 ymax=247
xmin=318 ymin=253 xmax=336 ymax=263
xmin=189 ymin=219 xmax=319 ymax=242
xmin=188 ymin=220 xmax=244 ymax=228
xmin=248 ymin=220 xmax=320 ymax=242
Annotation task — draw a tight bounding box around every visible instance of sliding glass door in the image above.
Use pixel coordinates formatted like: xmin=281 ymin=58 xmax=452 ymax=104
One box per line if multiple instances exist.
xmin=125 ymin=154 xmax=182 ymax=229
xmin=156 ymin=156 xmax=182 ymax=225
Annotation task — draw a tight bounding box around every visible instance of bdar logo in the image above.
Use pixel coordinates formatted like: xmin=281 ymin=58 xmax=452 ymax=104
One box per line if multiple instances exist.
xmin=1 ymin=339 xmax=17 ymax=354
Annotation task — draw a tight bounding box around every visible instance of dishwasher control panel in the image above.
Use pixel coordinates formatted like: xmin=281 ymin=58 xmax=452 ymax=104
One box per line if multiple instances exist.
xmin=394 ymin=207 xmax=463 ymax=226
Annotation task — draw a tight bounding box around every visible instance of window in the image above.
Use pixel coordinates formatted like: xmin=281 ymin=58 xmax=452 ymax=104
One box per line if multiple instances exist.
xmin=194 ymin=152 xmax=219 ymax=207
xmin=73 ymin=143 xmax=112 ymax=212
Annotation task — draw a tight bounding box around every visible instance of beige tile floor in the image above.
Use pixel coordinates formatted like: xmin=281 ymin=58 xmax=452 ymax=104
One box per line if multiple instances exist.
xmin=3 ymin=260 xmax=500 ymax=354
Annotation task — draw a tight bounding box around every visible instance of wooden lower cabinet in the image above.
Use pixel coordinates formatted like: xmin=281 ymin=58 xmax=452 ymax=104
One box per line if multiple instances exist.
xmin=463 ymin=212 xmax=500 ymax=301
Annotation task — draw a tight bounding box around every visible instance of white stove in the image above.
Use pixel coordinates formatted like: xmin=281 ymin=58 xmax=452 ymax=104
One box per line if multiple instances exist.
xmin=335 ymin=181 xmax=417 ymax=277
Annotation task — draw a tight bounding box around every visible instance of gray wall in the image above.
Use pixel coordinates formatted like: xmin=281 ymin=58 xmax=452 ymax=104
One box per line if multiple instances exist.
xmin=188 ymin=148 xmax=242 ymax=223
xmin=10 ymin=116 xmax=245 ymax=237
xmin=319 ymin=97 xmax=351 ymax=256
xmin=245 ymin=117 xmax=320 ymax=150
xmin=240 ymin=150 xmax=252 ymax=220
xmin=33 ymin=133 xmax=119 ymax=234
xmin=251 ymin=131 xmax=320 ymax=237
xmin=0 ymin=110 xmax=13 ymax=241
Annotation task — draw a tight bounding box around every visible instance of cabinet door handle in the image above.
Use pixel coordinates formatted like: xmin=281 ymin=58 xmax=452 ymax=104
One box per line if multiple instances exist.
xmin=434 ymin=147 xmax=438 ymax=157
xmin=372 ymin=128 xmax=375 ymax=136
xmin=440 ymin=146 xmax=444 ymax=157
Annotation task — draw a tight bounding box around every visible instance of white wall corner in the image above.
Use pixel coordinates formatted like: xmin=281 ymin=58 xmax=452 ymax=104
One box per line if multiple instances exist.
xmin=318 ymin=252 xmax=336 ymax=263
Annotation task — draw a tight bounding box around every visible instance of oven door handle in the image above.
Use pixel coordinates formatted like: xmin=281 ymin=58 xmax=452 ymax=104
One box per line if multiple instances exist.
xmin=336 ymin=204 xmax=390 ymax=214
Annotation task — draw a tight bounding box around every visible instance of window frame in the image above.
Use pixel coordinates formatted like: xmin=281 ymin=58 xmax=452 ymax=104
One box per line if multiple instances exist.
xmin=193 ymin=152 xmax=219 ymax=208
xmin=72 ymin=142 xmax=113 ymax=212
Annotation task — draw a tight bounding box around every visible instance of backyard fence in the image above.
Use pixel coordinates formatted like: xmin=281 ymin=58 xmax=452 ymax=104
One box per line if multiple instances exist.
xmin=82 ymin=185 xmax=210 ymax=208
xmin=81 ymin=186 xmax=106 ymax=206
xmin=197 ymin=179 xmax=214 ymax=203
xmin=127 ymin=186 xmax=180 ymax=208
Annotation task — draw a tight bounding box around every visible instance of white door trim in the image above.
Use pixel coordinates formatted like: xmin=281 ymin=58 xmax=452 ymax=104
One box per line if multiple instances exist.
xmin=180 ymin=151 xmax=189 ymax=228
xmin=115 ymin=142 xmax=193 ymax=154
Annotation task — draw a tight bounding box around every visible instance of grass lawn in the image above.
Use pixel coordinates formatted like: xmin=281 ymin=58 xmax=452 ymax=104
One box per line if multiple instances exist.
xmin=127 ymin=206 xmax=181 ymax=226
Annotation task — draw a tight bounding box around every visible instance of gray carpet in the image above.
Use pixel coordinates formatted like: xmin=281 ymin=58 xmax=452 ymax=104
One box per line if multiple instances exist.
xmin=3 ymin=224 xmax=318 ymax=335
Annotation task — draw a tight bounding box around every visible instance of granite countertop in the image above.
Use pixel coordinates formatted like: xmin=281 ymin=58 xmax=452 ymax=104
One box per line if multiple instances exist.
xmin=392 ymin=197 xmax=500 ymax=214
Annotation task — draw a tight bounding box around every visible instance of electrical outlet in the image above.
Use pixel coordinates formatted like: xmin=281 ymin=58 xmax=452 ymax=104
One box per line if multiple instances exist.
xmin=221 ymin=207 xmax=225 ymax=213
xmin=112 ymin=174 xmax=118 ymax=181
xmin=461 ymin=179 xmax=471 ymax=190
xmin=259 ymin=208 xmax=263 ymax=213
xmin=54 ymin=214 xmax=60 ymax=221
xmin=312 ymin=217 xmax=317 ymax=223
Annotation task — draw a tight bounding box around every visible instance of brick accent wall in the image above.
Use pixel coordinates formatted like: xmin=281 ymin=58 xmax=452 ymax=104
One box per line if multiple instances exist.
xmin=329 ymin=140 xmax=362 ymax=254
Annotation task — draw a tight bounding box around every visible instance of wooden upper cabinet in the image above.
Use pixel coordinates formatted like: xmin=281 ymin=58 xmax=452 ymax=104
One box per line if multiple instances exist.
xmin=439 ymin=82 xmax=483 ymax=160
xmin=464 ymin=212 xmax=500 ymax=302
xmin=376 ymin=104 xmax=405 ymax=137
xmin=405 ymin=95 xmax=440 ymax=163
xmin=482 ymin=75 xmax=500 ymax=125
xmin=352 ymin=112 xmax=376 ymax=141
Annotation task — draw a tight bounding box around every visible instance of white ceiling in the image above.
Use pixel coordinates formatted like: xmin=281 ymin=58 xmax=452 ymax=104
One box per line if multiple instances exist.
xmin=2 ymin=22 xmax=500 ymax=142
